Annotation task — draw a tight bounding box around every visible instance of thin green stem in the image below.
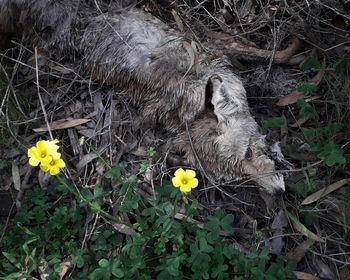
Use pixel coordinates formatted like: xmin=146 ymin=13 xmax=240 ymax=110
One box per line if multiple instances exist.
xmin=56 ymin=176 xmax=131 ymax=227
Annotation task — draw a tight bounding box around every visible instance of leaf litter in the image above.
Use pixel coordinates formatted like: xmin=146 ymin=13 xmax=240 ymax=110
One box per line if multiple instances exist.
xmin=1 ymin=0 xmax=350 ymax=277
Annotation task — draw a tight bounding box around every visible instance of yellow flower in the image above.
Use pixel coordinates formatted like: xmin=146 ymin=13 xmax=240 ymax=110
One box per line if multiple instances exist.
xmin=27 ymin=140 xmax=60 ymax=167
xmin=40 ymin=153 xmax=66 ymax=176
xmin=171 ymin=168 xmax=198 ymax=193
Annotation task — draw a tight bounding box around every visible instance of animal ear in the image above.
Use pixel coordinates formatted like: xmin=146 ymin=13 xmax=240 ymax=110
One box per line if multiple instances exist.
xmin=205 ymin=75 xmax=222 ymax=108
xmin=205 ymin=75 xmax=226 ymax=133
xmin=205 ymin=74 xmax=223 ymax=113
xmin=205 ymin=73 xmax=245 ymax=123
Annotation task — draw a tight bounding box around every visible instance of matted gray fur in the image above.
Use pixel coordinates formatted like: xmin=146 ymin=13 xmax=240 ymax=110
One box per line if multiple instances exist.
xmin=0 ymin=0 xmax=285 ymax=195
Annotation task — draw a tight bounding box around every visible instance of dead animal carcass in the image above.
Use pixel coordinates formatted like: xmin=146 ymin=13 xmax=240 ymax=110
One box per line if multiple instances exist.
xmin=0 ymin=0 xmax=285 ymax=195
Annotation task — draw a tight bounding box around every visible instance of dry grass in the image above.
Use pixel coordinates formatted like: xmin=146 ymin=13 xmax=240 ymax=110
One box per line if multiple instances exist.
xmin=1 ymin=0 xmax=350 ymax=278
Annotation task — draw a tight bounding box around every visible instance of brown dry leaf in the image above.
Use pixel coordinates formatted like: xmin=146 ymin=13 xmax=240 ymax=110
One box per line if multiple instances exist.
xmin=38 ymin=170 xmax=50 ymax=190
xmin=289 ymin=116 xmax=311 ymax=128
xmin=50 ymin=64 xmax=74 ymax=74
xmin=287 ymin=238 xmax=315 ymax=262
xmin=183 ymin=41 xmax=199 ymax=76
xmin=171 ymin=9 xmax=185 ymax=32
xmin=301 ymin=178 xmax=350 ymax=205
xmin=59 ymin=261 xmax=72 ymax=280
xmin=285 ymin=210 xmax=324 ymax=242
xmin=11 ymin=162 xmax=21 ymax=191
xmin=106 ymin=220 xmax=136 ymax=236
xmin=277 ymin=59 xmax=326 ymax=107
xmin=294 ymin=271 xmax=320 ymax=280
xmin=314 ymin=258 xmax=335 ymax=280
xmin=276 ymin=91 xmax=304 ymax=106
xmin=33 ymin=119 xmax=91 ymax=132
xmin=270 ymin=210 xmax=288 ymax=253
xmin=311 ymin=58 xmax=326 ymax=85
xmin=76 ymin=152 xmax=99 ymax=172
xmin=206 ymin=31 xmax=236 ymax=42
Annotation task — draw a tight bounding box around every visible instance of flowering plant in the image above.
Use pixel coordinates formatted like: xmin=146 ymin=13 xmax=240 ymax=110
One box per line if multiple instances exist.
xmin=171 ymin=168 xmax=198 ymax=193
xmin=27 ymin=139 xmax=65 ymax=175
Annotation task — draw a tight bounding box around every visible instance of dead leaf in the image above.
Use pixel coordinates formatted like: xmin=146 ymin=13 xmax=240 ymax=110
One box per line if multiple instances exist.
xmin=304 ymin=96 xmax=322 ymax=102
xmin=38 ymin=170 xmax=50 ymax=190
xmin=301 ymin=178 xmax=350 ymax=205
xmin=171 ymin=10 xmax=185 ymax=32
xmin=50 ymin=64 xmax=74 ymax=74
xmin=104 ymin=219 xmax=136 ymax=236
xmin=277 ymin=59 xmax=326 ymax=107
xmin=272 ymin=209 xmax=289 ymax=229
xmin=311 ymin=58 xmax=326 ymax=85
xmin=183 ymin=41 xmax=199 ymax=76
xmin=276 ymin=91 xmax=304 ymax=106
xmin=269 ymin=210 xmax=288 ymax=253
xmin=33 ymin=118 xmax=91 ymax=132
xmin=76 ymin=152 xmax=99 ymax=172
xmin=294 ymin=271 xmax=320 ymax=280
xmin=285 ymin=210 xmax=324 ymax=242
xmin=314 ymin=258 xmax=335 ymax=280
xmin=11 ymin=163 xmax=21 ymax=191
xmin=289 ymin=116 xmax=311 ymax=128
xmin=59 ymin=260 xmax=72 ymax=280
xmin=288 ymin=239 xmax=315 ymax=262
xmin=77 ymin=128 xmax=95 ymax=138
xmin=206 ymin=31 xmax=236 ymax=42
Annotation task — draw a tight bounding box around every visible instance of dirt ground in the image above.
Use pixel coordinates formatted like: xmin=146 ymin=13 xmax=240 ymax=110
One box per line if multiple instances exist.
xmin=1 ymin=0 xmax=350 ymax=279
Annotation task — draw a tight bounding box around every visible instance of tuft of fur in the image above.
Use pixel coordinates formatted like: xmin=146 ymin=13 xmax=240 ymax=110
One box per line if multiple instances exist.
xmin=0 ymin=0 xmax=285 ymax=194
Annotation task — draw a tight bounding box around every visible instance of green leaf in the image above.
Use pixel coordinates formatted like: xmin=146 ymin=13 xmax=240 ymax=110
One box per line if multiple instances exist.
xmin=125 ymin=175 xmax=137 ymax=188
xmin=297 ymin=99 xmax=316 ymax=118
xmin=317 ymin=142 xmax=346 ymax=166
xmin=2 ymin=252 xmax=20 ymax=269
xmin=72 ymin=253 xmax=85 ymax=268
xmin=104 ymin=162 xmax=127 ymax=179
xmin=199 ymin=236 xmax=213 ymax=253
xmin=0 ymin=159 xmax=9 ymax=170
xmin=334 ymin=59 xmax=350 ymax=74
xmin=220 ymin=214 xmax=235 ymax=235
xmin=297 ymin=82 xmax=317 ymax=94
xmin=261 ymin=116 xmax=286 ymax=134
xmin=98 ymin=258 xmax=110 ymax=268
xmin=81 ymin=189 xmax=94 ymax=202
xmin=285 ymin=210 xmax=324 ymax=242
xmin=111 ymin=260 xmax=124 ymax=278
xmin=0 ymin=272 xmax=23 ymax=280
xmin=94 ymin=185 xmax=105 ymax=199
xmin=211 ymin=264 xmax=228 ymax=280
xmin=88 ymin=268 xmax=110 ymax=280
xmin=291 ymin=178 xmax=316 ymax=197
xmin=91 ymin=201 xmax=102 ymax=212
xmin=147 ymin=147 xmax=156 ymax=157
xmin=204 ymin=216 xmax=220 ymax=241
xmin=300 ymin=56 xmax=321 ymax=71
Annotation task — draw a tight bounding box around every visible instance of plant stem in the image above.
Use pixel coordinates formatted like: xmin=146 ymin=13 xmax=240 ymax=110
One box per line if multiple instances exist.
xmin=56 ymin=176 xmax=131 ymax=227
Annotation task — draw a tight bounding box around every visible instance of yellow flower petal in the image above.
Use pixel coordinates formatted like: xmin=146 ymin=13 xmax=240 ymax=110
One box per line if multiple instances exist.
xmin=49 ymin=166 xmax=60 ymax=175
xmin=188 ymin=178 xmax=199 ymax=189
xmin=40 ymin=164 xmax=49 ymax=172
xmin=185 ymin=169 xmax=196 ymax=178
xmin=172 ymin=168 xmax=199 ymax=193
xmin=172 ymin=177 xmax=181 ymax=187
xmin=56 ymin=158 xmax=65 ymax=168
xmin=40 ymin=156 xmax=53 ymax=165
xmin=179 ymin=184 xmax=191 ymax=192
xmin=37 ymin=140 xmax=49 ymax=151
xmin=174 ymin=168 xmax=185 ymax=178
xmin=28 ymin=157 xmax=40 ymax=167
xmin=28 ymin=147 xmax=40 ymax=158
xmin=50 ymin=152 xmax=61 ymax=160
